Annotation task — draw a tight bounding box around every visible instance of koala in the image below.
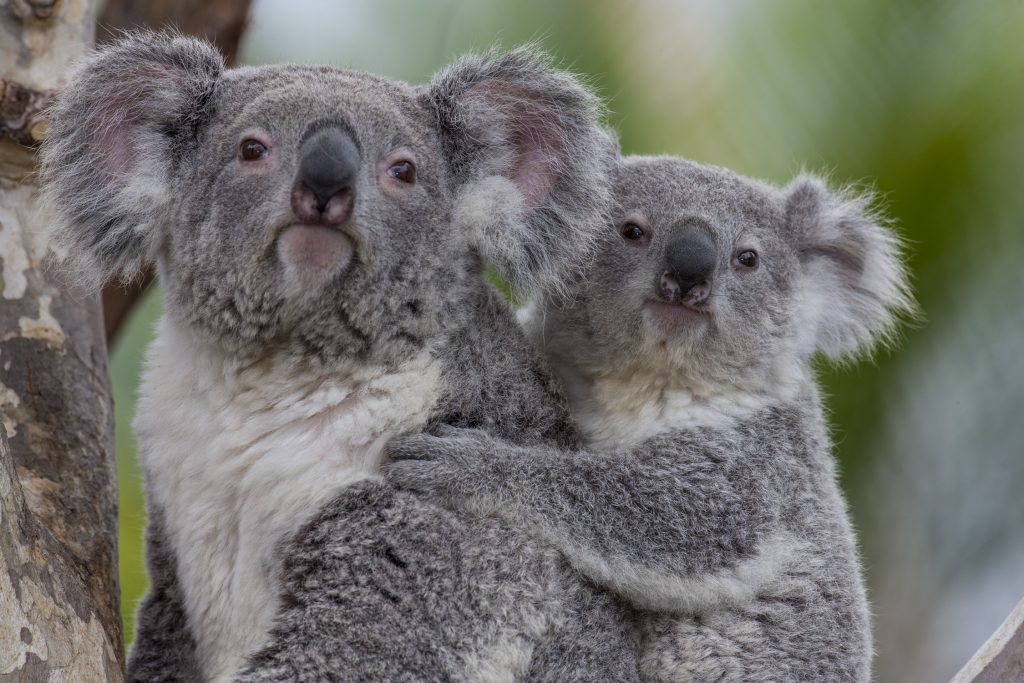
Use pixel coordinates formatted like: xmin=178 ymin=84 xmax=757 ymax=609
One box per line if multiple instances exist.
xmin=40 ymin=32 xmax=640 ymax=682
xmin=388 ymin=155 xmax=916 ymax=682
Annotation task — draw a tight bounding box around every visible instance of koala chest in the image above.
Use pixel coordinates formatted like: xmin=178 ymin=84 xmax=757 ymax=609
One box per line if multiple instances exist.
xmin=134 ymin=320 xmax=441 ymax=682
xmin=572 ymin=372 xmax=774 ymax=451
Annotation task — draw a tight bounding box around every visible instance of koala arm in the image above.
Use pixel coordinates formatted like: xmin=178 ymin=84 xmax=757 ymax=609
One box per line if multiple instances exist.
xmin=125 ymin=506 xmax=203 ymax=683
xmin=386 ymin=407 xmax=796 ymax=612
xmin=230 ymin=480 xmax=640 ymax=683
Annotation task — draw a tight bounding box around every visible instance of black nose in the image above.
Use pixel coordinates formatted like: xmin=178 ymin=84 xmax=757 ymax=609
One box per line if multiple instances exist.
xmin=296 ymin=127 xmax=359 ymax=212
xmin=658 ymin=232 xmax=716 ymax=306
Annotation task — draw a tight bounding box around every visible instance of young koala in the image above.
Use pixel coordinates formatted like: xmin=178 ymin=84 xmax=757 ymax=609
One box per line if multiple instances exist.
xmin=41 ymin=33 xmax=639 ymax=682
xmin=388 ymin=155 xmax=916 ymax=682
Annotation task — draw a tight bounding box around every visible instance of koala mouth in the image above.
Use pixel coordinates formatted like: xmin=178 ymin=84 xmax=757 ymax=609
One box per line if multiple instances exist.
xmin=646 ymin=299 xmax=710 ymax=316
xmin=277 ymin=223 xmax=355 ymax=290
xmin=643 ymin=299 xmax=710 ymax=335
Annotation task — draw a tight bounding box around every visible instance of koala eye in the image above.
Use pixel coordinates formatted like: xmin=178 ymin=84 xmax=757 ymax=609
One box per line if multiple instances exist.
xmin=387 ymin=159 xmax=416 ymax=184
xmin=621 ymin=222 xmax=648 ymax=244
xmin=735 ymin=249 xmax=759 ymax=269
xmin=239 ymin=139 xmax=268 ymax=161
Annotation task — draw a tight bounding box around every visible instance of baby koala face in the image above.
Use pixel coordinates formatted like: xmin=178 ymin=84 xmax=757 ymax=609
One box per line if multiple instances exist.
xmin=597 ymin=157 xmax=797 ymax=388
xmin=544 ymin=156 xmax=913 ymax=395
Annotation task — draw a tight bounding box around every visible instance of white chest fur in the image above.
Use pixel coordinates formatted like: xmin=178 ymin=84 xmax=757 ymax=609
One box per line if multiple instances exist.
xmin=134 ymin=318 xmax=441 ymax=682
xmin=553 ymin=361 xmax=805 ymax=615
xmin=560 ymin=369 xmax=775 ymax=451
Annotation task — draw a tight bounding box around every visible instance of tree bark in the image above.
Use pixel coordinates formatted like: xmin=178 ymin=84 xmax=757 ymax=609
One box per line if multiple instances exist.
xmin=0 ymin=0 xmax=122 ymax=679
xmin=96 ymin=0 xmax=252 ymax=344
xmin=951 ymin=597 xmax=1024 ymax=683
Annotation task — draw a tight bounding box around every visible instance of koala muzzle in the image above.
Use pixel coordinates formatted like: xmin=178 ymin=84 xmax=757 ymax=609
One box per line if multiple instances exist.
xmin=293 ymin=127 xmax=359 ymax=225
xmin=658 ymin=233 xmax=716 ymax=308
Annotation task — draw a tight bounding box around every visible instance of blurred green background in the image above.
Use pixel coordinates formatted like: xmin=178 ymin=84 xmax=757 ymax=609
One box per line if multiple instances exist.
xmin=109 ymin=1 xmax=1024 ymax=681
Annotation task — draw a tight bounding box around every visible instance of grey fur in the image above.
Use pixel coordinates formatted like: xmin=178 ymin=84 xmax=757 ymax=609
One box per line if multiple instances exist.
xmin=388 ymin=156 xmax=916 ymax=682
xmin=41 ymin=32 xmax=615 ymax=369
xmin=232 ymin=483 xmax=640 ymax=683
xmin=127 ymin=508 xmax=202 ymax=683
xmin=40 ymin=32 xmax=636 ymax=681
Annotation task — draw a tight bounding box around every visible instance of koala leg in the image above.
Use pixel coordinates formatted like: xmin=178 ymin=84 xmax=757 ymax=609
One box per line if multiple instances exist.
xmin=638 ymin=585 xmax=870 ymax=683
xmin=233 ymin=481 xmax=583 ymax=683
xmin=523 ymin=585 xmax=641 ymax=683
xmin=639 ymin=613 xmax=786 ymax=683
xmin=126 ymin=507 xmax=203 ymax=683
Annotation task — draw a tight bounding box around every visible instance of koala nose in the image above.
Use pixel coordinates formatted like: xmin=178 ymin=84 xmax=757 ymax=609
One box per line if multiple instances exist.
xmin=658 ymin=233 xmax=716 ymax=307
xmin=292 ymin=127 xmax=359 ymax=224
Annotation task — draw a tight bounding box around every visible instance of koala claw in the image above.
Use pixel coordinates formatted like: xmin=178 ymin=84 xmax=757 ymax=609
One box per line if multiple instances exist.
xmin=384 ymin=433 xmax=470 ymax=497
xmin=386 ymin=426 xmax=495 ymax=461
xmin=385 ymin=428 xmax=503 ymax=509
xmin=385 ymin=432 xmax=448 ymax=462
xmin=384 ymin=457 xmax=449 ymax=497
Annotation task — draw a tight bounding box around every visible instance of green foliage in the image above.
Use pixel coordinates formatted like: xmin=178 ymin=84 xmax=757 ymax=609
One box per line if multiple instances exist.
xmin=110 ymin=287 xmax=162 ymax=642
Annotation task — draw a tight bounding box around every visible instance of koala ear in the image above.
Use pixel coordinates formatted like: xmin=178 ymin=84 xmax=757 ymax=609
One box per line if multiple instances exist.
xmin=39 ymin=31 xmax=224 ymax=287
xmin=784 ymin=174 xmax=916 ymax=360
xmin=426 ymin=47 xmax=616 ymax=296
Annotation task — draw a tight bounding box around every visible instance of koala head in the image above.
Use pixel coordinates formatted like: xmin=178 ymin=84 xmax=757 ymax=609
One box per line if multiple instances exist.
xmin=537 ymin=156 xmax=915 ymax=395
xmin=41 ymin=33 xmax=613 ymax=368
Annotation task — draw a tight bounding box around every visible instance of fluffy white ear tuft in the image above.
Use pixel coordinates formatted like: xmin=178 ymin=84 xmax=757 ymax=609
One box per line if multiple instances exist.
xmin=38 ymin=31 xmax=224 ymax=288
xmin=428 ymin=46 xmax=617 ymax=298
xmin=784 ymin=174 xmax=918 ymax=360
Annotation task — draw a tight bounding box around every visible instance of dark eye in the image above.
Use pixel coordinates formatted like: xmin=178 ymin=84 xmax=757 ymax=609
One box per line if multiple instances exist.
xmin=239 ymin=139 xmax=268 ymax=161
xmin=735 ymin=250 xmax=759 ymax=269
xmin=387 ymin=159 xmax=416 ymax=184
xmin=621 ymin=223 xmax=647 ymax=242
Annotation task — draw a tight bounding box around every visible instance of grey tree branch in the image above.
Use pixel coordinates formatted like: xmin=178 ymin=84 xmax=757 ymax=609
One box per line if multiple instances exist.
xmin=1 ymin=0 xmax=121 ymax=678
xmin=951 ymin=596 xmax=1024 ymax=683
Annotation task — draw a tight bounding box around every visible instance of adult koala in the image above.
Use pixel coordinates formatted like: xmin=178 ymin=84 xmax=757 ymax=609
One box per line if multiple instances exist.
xmin=40 ymin=33 xmax=633 ymax=682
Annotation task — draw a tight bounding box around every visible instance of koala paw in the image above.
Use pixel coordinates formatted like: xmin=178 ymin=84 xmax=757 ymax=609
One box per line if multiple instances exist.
xmin=384 ymin=426 xmax=498 ymax=506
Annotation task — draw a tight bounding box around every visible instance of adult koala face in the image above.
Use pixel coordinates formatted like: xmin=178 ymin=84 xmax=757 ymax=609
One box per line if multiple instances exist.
xmin=564 ymin=156 xmax=913 ymax=392
xmin=41 ymin=33 xmax=614 ymax=368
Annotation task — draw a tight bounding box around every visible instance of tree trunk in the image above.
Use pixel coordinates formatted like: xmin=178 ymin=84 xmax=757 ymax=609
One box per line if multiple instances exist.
xmin=1 ymin=2 xmax=253 ymax=678
xmin=96 ymin=0 xmax=252 ymax=343
xmin=1 ymin=0 xmax=122 ymax=680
